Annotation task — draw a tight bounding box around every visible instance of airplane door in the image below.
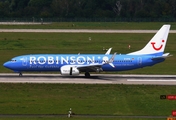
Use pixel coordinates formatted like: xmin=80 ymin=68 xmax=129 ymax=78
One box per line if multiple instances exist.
xmin=22 ymin=57 xmax=27 ymax=66
xmin=138 ymin=57 xmax=142 ymax=66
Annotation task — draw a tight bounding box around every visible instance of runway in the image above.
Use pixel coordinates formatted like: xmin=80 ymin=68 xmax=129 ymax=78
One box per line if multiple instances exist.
xmin=1 ymin=29 xmax=176 ymax=33
xmin=0 ymin=73 xmax=176 ymax=85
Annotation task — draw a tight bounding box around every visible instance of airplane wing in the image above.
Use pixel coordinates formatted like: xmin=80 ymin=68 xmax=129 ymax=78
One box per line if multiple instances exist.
xmin=77 ymin=52 xmax=117 ymax=72
xmin=77 ymin=63 xmax=103 ymax=72
xmin=152 ymin=53 xmax=172 ymax=60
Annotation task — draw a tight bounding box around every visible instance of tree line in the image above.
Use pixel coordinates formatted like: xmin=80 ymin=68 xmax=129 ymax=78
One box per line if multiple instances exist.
xmin=0 ymin=0 xmax=176 ymax=19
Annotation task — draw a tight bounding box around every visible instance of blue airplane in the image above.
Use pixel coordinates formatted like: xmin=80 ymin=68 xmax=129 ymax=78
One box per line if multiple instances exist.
xmin=3 ymin=25 xmax=171 ymax=77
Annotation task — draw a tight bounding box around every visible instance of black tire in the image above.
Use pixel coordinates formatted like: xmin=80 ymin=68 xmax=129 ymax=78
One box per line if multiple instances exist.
xmin=19 ymin=73 xmax=22 ymax=76
xmin=85 ymin=72 xmax=90 ymax=78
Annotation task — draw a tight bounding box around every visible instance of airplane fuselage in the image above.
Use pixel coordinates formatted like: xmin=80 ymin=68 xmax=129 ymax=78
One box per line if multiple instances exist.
xmin=4 ymin=54 xmax=164 ymax=73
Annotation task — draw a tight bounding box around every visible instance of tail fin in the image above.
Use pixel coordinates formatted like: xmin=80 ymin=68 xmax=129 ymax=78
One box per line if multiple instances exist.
xmin=128 ymin=25 xmax=170 ymax=55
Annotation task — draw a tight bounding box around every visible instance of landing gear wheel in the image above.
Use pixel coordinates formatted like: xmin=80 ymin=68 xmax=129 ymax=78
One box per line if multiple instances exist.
xmin=19 ymin=73 xmax=23 ymax=77
xmin=85 ymin=72 xmax=90 ymax=78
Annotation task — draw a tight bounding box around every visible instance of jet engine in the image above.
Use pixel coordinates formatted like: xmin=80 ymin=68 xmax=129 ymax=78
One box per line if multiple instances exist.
xmin=60 ymin=65 xmax=79 ymax=75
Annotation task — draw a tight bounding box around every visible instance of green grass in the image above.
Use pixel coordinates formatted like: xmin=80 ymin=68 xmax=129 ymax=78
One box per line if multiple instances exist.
xmin=1 ymin=22 xmax=176 ymax=29
xmin=0 ymin=118 xmax=168 ymax=120
xmin=0 ymin=32 xmax=176 ymax=74
xmin=0 ymin=84 xmax=175 ymax=117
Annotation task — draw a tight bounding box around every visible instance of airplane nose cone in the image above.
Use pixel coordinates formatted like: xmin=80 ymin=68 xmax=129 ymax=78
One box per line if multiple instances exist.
xmin=3 ymin=62 xmax=10 ymax=69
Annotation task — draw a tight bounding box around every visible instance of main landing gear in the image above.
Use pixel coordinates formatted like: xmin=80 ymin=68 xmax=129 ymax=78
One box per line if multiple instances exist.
xmin=19 ymin=73 xmax=23 ymax=76
xmin=85 ymin=72 xmax=90 ymax=78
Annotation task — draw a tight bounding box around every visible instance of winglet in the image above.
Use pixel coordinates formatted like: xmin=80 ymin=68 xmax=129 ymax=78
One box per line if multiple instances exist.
xmin=104 ymin=52 xmax=116 ymax=68
xmin=105 ymin=48 xmax=112 ymax=55
xmin=108 ymin=52 xmax=116 ymax=63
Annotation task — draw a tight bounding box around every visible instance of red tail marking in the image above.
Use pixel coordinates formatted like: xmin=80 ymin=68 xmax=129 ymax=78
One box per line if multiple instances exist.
xmin=151 ymin=40 xmax=165 ymax=51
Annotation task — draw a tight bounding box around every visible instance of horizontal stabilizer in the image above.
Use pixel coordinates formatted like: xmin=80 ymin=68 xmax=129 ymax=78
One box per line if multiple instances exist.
xmin=152 ymin=53 xmax=172 ymax=60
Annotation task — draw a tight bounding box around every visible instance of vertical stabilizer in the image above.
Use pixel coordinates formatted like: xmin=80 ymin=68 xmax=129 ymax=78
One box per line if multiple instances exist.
xmin=128 ymin=25 xmax=170 ymax=55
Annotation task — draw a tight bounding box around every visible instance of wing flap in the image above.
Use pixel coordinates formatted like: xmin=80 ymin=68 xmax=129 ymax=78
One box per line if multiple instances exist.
xmin=77 ymin=63 xmax=103 ymax=72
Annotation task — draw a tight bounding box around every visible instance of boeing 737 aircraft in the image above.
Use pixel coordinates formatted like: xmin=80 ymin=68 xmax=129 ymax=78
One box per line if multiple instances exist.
xmin=3 ymin=25 xmax=171 ymax=77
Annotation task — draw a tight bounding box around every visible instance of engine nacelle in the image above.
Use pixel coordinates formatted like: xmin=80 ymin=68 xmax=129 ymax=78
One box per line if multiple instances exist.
xmin=60 ymin=65 xmax=80 ymax=75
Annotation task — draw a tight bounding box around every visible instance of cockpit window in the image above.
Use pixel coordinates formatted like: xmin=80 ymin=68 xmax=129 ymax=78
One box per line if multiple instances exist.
xmin=11 ymin=59 xmax=16 ymax=62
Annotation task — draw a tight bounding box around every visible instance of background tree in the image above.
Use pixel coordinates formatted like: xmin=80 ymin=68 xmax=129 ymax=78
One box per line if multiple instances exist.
xmin=0 ymin=0 xmax=175 ymax=20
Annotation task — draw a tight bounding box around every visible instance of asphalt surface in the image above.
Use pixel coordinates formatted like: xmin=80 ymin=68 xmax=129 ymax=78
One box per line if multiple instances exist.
xmin=0 ymin=73 xmax=176 ymax=85
xmin=0 ymin=29 xmax=159 ymax=33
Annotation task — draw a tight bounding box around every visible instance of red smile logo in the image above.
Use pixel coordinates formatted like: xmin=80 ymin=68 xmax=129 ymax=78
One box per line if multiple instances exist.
xmin=151 ymin=40 xmax=165 ymax=51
